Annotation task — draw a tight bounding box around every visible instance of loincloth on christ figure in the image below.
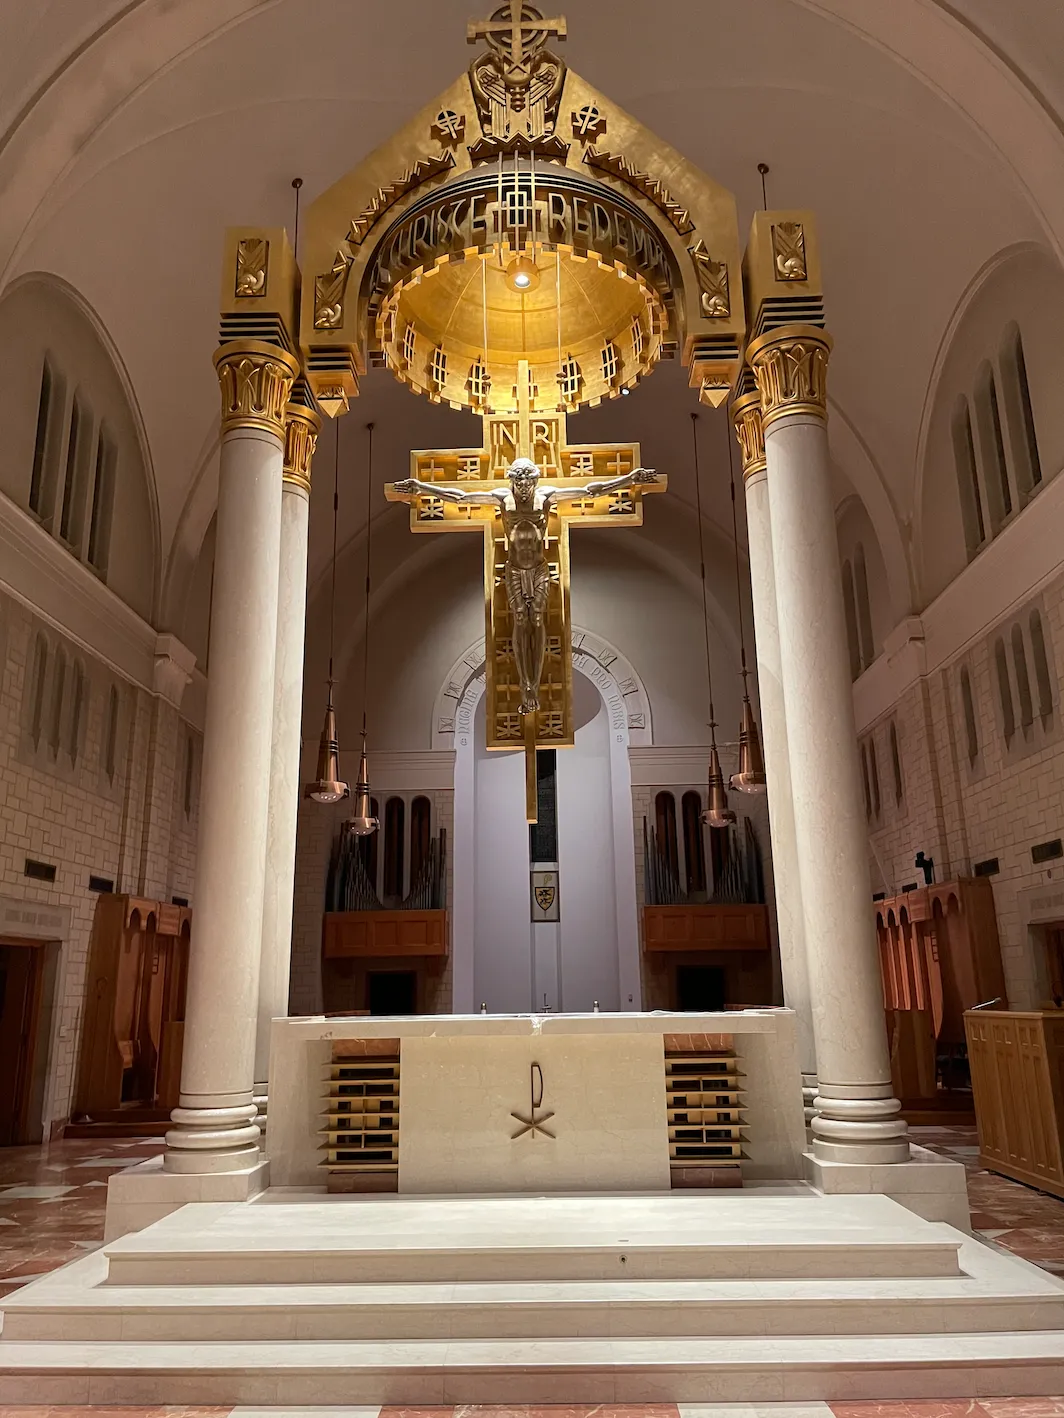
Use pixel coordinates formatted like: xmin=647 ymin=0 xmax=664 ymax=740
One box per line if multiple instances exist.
xmin=503 ymin=559 xmax=550 ymax=619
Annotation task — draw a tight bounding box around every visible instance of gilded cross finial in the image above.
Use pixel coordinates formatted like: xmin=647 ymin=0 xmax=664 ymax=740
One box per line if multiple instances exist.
xmin=467 ymin=2 xmax=567 ymax=86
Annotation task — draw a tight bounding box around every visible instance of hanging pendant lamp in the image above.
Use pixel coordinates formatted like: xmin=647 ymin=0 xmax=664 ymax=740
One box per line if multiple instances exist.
xmin=724 ymin=413 xmax=767 ymax=795
xmin=347 ymin=422 xmax=379 ymax=838
xmin=690 ymin=412 xmax=736 ymax=829
xmin=305 ymin=418 xmax=350 ymax=804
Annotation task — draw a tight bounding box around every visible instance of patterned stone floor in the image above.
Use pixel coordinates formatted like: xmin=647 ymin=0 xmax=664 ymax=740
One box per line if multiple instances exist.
xmin=2 ymin=1127 xmax=1064 ymax=1413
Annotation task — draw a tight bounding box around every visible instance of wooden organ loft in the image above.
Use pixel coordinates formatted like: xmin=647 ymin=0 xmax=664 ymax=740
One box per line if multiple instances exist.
xmin=69 ymin=894 xmax=190 ymax=1135
xmin=322 ymin=793 xmax=449 ymax=1016
xmin=642 ymin=789 xmax=772 ymax=1012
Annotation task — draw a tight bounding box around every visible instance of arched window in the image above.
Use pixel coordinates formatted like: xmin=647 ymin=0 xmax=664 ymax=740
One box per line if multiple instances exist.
xmin=49 ymin=647 xmax=66 ymax=758
xmin=68 ymin=659 xmax=85 ymax=764
xmin=59 ymin=392 xmax=90 ymax=547
xmin=860 ymin=743 xmax=873 ymax=821
xmin=976 ymin=364 xmax=1012 ymax=530
xmin=88 ymin=423 xmax=116 ymax=574
xmin=952 ymin=398 xmax=985 ymax=559
xmin=868 ymin=736 xmax=881 ymax=820
xmin=1001 ymin=324 xmax=1042 ymax=495
xmin=681 ymin=791 xmax=706 ymax=896
xmin=654 ymin=791 xmax=679 ymax=882
xmin=889 ymin=721 xmax=903 ymax=806
xmin=410 ymin=796 xmax=432 ymax=884
xmin=854 ymin=543 xmax=875 ymax=670
xmin=1012 ymin=624 xmax=1034 ymax=731
xmin=841 ymin=560 xmax=861 ymax=680
xmin=28 ymin=633 xmax=49 ymax=749
xmin=29 ymin=358 xmax=56 ymax=517
xmin=1030 ymin=610 xmax=1054 ymax=724
xmin=104 ymin=684 xmax=120 ymax=784
xmin=994 ymin=637 xmax=1015 ymax=745
xmin=960 ymin=665 xmax=979 ymax=766
xmin=383 ymin=797 xmax=406 ymax=899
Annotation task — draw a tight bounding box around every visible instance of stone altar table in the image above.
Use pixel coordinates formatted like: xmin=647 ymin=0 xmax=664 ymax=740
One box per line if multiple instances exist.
xmin=266 ymin=1009 xmax=807 ymax=1193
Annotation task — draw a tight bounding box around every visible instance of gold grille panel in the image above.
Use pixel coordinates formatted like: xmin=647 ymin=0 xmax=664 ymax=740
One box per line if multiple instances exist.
xmin=665 ymin=1033 xmax=744 ymax=1189
xmin=323 ymin=1041 xmax=400 ymax=1192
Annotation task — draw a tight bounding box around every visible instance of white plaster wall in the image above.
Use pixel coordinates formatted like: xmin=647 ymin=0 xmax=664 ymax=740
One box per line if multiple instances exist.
xmin=556 ymin=678 xmax=620 ymax=1012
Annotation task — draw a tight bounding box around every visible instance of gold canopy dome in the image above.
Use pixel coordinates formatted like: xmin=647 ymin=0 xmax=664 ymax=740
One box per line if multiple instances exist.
xmin=297 ymin=4 xmax=751 ymax=416
xmin=371 ymin=158 xmax=672 ymax=414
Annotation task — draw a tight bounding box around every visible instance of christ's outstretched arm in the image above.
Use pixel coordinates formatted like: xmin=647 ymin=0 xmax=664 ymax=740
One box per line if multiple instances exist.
xmin=388 ymin=477 xmax=505 ymax=507
xmin=544 ymin=467 xmax=660 ymax=508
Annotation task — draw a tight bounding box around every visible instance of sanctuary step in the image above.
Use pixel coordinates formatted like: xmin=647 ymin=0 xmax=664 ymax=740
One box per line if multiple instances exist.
xmin=4 ymin=1190 xmax=1064 ymax=1403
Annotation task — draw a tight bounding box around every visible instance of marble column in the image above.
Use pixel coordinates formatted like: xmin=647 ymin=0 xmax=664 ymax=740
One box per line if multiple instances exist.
xmin=254 ymin=399 xmax=320 ymax=1124
xmin=732 ymin=392 xmax=817 ymax=1125
xmin=747 ymin=326 xmax=908 ymax=1165
xmin=165 ymin=340 xmax=299 ymax=1174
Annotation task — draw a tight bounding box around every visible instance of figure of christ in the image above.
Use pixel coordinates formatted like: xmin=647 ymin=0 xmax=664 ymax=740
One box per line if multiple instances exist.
xmin=391 ymin=457 xmax=658 ymax=714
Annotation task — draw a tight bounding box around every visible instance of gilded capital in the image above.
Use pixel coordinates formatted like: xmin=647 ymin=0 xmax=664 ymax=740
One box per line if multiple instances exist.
xmin=213 ymin=340 xmax=300 ymax=440
xmin=731 ymin=391 xmax=766 ymax=480
xmin=282 ymin=402 xmax=322 ymax=495
xmin=746 ymin=324 xmax=832 ymax=431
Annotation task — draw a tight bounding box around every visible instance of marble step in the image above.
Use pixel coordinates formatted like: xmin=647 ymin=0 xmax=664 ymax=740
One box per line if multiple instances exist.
xmin=100 ymin=1196 xmax=964 ymax=1285
xmin=4 ymin=1331 xmax=1064 ymax=1405
xmin=4 ymin=1272 xmax=1062 ymax=1343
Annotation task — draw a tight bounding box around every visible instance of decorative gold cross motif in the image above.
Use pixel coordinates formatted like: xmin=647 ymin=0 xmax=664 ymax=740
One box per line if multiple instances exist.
xmin=511 ymin=1062 xmax=555 ymax=1140
xmin=468 ymin=3 xmax=567 ymax=83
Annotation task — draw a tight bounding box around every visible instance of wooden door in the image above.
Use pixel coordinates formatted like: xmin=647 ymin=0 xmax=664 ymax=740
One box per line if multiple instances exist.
xmin=0 ymin=942 xmax=44 ymax=1146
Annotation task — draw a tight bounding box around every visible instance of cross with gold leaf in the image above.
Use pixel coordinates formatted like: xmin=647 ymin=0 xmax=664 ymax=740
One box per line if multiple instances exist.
xmin=385 ymin=361 xmax=665 ymax=822
xmin=467 ymin=2 xmax=567 ymax=85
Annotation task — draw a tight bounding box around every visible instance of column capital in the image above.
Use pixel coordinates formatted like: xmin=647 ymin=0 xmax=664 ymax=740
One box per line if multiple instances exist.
xmin=746 ymin=323 xmax=833 ymax=432
xmin=731 ymin=390 xmax=766 ymax=481
xmin=282 ymin=400 xmax=322 ymax=495
xmin=213 ymin=340 xmax=300 ymax=440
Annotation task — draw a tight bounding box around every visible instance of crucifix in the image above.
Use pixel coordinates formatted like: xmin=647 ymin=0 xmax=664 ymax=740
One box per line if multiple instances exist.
xmin=386 ymin=362 xmax=665 ymax=821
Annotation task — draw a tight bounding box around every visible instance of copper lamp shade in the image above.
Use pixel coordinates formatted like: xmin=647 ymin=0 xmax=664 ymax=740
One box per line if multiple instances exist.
xmin=304 ymin=694 xmax=349 ymax=804
xmin=731 ymin=694 xmax=768 ymax=794
xmin=702 ymin=743 xmax=737 ymax=828
xmin=347 ymin=742 xmax=379 ymax=836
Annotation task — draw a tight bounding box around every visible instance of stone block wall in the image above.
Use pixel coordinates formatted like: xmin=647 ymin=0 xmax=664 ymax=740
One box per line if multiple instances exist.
xmin=0 ymin=588 xmax=200 ymax=1133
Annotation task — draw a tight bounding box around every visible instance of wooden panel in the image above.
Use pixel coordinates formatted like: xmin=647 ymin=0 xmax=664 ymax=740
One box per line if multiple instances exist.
xmin=965 ymin=1009 xmax=1064 ymax=1197
xmin=323 ymin=910 xmax=448 ymax=958
xmin=643 ymin=905 xmax=768 ymax=953
xmin=664 ymin=1043 xmax=744 ymax=1189
xmin=322 ymin=1041 xmax=400 ymax=1192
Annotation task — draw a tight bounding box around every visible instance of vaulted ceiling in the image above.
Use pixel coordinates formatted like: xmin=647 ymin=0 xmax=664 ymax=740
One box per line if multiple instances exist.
xmin=2 ymin=0 xmax=1062 ymax=635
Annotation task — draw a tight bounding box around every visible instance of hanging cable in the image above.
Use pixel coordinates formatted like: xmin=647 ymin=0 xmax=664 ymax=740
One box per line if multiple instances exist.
xmin=691 ymin=412 xmax=717 ymax=731
xmin=726 ymin=421 xmax=750 ymax=685
xmin=291 ymin=177 xmax=303 ymax=259
xmin=758 ymin=162 xmax=770 ymax=210
xmin=328 ymin=419 xmax=340 ymax=689
xmin=361 ymin=422 xmax=375 ymax=739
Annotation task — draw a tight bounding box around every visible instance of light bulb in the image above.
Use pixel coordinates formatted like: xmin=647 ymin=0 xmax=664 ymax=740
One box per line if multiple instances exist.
xmin=505 ymin=253 xmax=540 ymax=293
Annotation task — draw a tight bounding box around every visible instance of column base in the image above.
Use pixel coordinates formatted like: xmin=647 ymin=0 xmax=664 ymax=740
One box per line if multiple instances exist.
xmin=253 ymin=1081 xmax=268 ymax=1131
xmin=105 ymin=1154 xmax=270 ymax=1242
xmin=164 ymin=1102 xmax=262 ymax=1175
xmin=804 ymin=1145 xmax=971 ymax=1230
xmin=801 ymin=1072 xmax=818 ymax=1130
xmin=811 ymin=1087 xmax=909 ymax=1165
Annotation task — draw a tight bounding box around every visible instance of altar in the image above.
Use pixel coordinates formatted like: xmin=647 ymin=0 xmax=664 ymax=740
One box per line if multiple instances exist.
xmin=266 ymin=1009 xmax=808 ymax=1194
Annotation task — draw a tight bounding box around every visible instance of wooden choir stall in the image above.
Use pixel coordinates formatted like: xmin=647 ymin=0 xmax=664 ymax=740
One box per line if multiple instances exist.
xmin=69 ymin=894 xmax=190 ymax=1135
xmin=875 ymin=877 xmax=1006 ymax=1119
